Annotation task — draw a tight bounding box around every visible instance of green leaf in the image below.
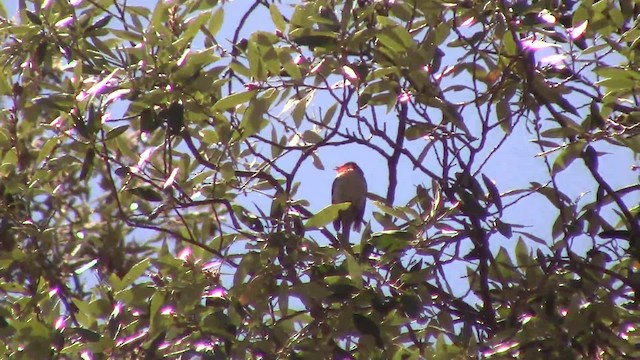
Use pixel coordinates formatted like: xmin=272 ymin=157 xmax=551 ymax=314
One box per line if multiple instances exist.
xmin=322 ymin=103 xmax=338 ymax=125
xmin=247 ymin=39 xmax=266 ymax=81
xmin=515 ymin=237 xmax=529 ymax=267
xmin=491 ymin=246 xmax=517 ymax=281
xmin=345 ymin=253 xmax=363 ymax=289
xmin=531 ymin=182 xmax=571 ymax=208
xmin=0 ymin=148 xmax=17 ymax=175
xmin=406 ymin=124 xmax=436 ymax=140
xmin=148 ymin=292 xmax=165 ymax=334
xmin=127 ymin=186 xmax=163 ymax=202
xmin=67 ymin=327 xmax=102 ymax=342
xmin=36 ymin=137 xmax=59 ymax=164
xmin=180 ymin=10 xmax=211 ymax=46
xmin=208 ymin=7 xmax=224 ymax=36
xmin=496 ymin=98 xmax=512 ymax=134
xmin=372 ymin=201 xmax=410 ymax=221
xmin=25 ymin=10 xmax=42 ymax=25
xmin=237 ymin=97 xmax=269 ymax=140
xmin=85 ymin=15 xmax=112 ymax=33
xmin=482 ymin=174 xmax=502 ymax=215
xmin=105 ymin=125 xmax=130 ymax=140
xmin=530 ymin=139 xmax=561 ymax=148
xmin=352 ymin=313 xmax=384 ymax=348
xmin=79 ymin=148 xmax=95 ymax=180
xmin=213 ymin=91 xmax=256 ymax=111
xmin=540 ymin=127 xmax=581 ymax=138
xmin=150 ymin=0 xmax=169 ymax=28
xmin=376 ymin=18 xmax=415 ymax=52
xmin=0 ymin=127 xmax=10 ymax=149
xmin=117 ymin=258 xmax=151 ymax=291
xmin=269 ymin=4 xmax=287 ymax=33
xmin=302 ymin=130 xmax=323 ymax=144
xmin=279 ymin=50 xmax=302 ymax=79
xmin=233 ymin=252 xmax=261 ymax=287
xmin=291 ymin=96 xmax=309 ymax=128
xmin=111 ymin=29 xmax=143 ymax=43
xmin=289 ymin=28 xmax=337 ymax=48
xmin=551 ymin=141 xmax=586 ymax=175
xmin=370 ymin=230 xmax=413 ymax=252
xmin=495 ymin=219 xmax=512 ymax=238
xmin=458 ymin=190 xmax=488 ymax=219
xmin=305 ymin=203 xmax=350 ymax=229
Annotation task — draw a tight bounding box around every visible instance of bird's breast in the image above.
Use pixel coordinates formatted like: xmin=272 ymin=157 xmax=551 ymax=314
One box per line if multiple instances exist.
xmin=332 ymin=171 xmax=367 ymax=203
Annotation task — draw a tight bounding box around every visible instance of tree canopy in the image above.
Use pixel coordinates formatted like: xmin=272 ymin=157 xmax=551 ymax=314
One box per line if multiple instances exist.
xmin=0 ymin=0 xmax=639 ymax=358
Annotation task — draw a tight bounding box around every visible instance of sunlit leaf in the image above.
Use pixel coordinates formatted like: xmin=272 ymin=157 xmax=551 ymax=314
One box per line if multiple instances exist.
xmin=305 ymin=203 xmax=349 ymax=229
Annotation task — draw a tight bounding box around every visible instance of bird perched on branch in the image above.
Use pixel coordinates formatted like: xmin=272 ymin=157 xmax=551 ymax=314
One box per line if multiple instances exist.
xmin=332 ymin=162 xmax=367 ymax=240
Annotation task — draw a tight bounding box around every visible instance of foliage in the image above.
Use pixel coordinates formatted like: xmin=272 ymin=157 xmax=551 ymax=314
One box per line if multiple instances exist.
xmin=0 ymin=0 xmax=639 ymax=358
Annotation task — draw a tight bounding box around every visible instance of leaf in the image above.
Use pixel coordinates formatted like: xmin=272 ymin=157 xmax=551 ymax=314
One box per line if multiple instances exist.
xmin=73 ymin=114 xmax=89 ymax=138
xmin=289 ymin=29 xmax=337 ymax=48
xmin=255 ymin=32 xmax=280 ymax=76
xmin=519 ymin=230 xmax=548 ymax=245
xmin=67 ymin=327 xmax=102 ymax=342
xmin=79 ymin=148 xmax=95 ymax=180
xmin=110 ymin=29 xmax=143 ymax=43
xmin=291 ymin=94 xmax=310 ymax=128
xmin=162 ymin=102 xmax=184 ymax=135
xmin=213 ymin=91 xmax=256 ymax=111
xmin=551 ymin=141 xmax=586 ymax=175
xmin=246 ymin=36 xmax=268 ymax=81
xmin=530 ymin=139 xmax=560 ymax=148
xmin=127 ymin=187 xmax=163 ymax=202
xmin=551 ymin=213 xmax=564 ymax=240
xmin=74 ymin=259 xmax=98 ymax=275
xmin=491 ymin=246 xmax=517 ymax=282
xmin=118 ymin=258 xmax=151 ymax=290
xmin=372 ymin=201 xmax=410 ymax=221
xmin=495 ymin=219 xmax=512 ymax=238
xmin=304 ymin=203 xmax=350 ymax=229
xmin=400 ymin=294 xmax=421 ymax=319
xmin=269 ymin=4 xmax=287 ymax=33
xmin=25 ymin=10 xmax=41 ymax=25
xmin=532 ymin=75 xmax=578 ymax=115
xmin=406 ymin=123 xmax=436 ymax=140
xmin=114 ymin=166 xmax=131 ymax=177
xmin=105 ymin=125 xmax=130 ymax=141
xmin=482 ymin=174 xmax=502 ymax=215
xmin=177 ymin=11 xmax=210 ymax=48
xmin=237 ymin=97 xmax=269 ymax=140
xmin=234 ymin=252 xmax=261 ymax=287
xmin=376 ymin=19 xmax=414 ymax=52
xmin=311 ymin=152 xmax=324 ymax=170
xmin=531 ymin=182 xmax=570 ymax=208
xmin=515 ymin=237 xmax=529 ymax=267
xmin=352 ymin=313 xmax=384 ymax=348
xmin=208 ymin=7 xmax=224 ymax=36
xmin=496 ymin=98 xmax=512 ymax=134
xmin=458 ymin=190 xmax=488 ymax=219
xmin=301 ymin=130 xmax=323 ymax=144
xmin=370 ymin=230 xmax=413 ymax=253
xmin=140 ymin=108 xmax=160 ymax=133
xmin=582 ymin=145 xmax=598 ymax=170
xmin=345 ymin=253 xmax=363 ymax=289
xmin=540 ymin=127 xmax=580 ymax=138
xmin=86 ymin=15 xmax=112 ymax=33
xmin=36 ymin=137 xmax=59 ymax=164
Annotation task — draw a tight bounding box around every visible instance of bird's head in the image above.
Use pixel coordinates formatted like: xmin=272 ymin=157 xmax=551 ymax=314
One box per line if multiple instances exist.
xmin=335 ymin=162 xmax=360 ymax=176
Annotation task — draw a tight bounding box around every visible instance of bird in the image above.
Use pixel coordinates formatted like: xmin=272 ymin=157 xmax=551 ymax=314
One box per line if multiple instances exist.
xmin=331 ymin=162 xmax=367 ymax=235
